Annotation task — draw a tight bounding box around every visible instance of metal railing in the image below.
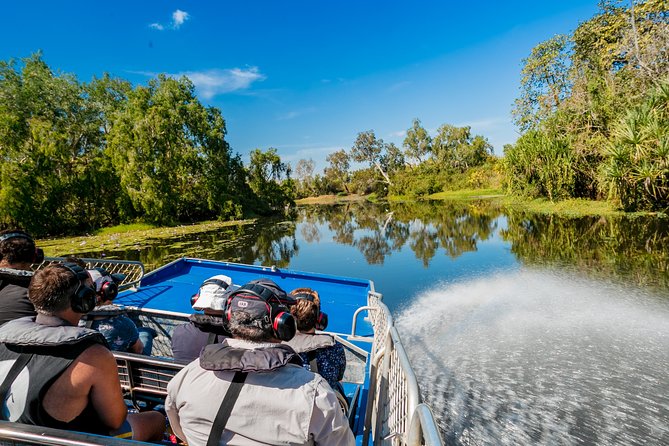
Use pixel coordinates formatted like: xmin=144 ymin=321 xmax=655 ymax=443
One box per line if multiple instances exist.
xmin=360 ymin=291 xmax=443 ymax=446
xmin=33 ymin=257 xmax=145 ymax=290
xmin=0 ymin=421 xmax=153 ymax=445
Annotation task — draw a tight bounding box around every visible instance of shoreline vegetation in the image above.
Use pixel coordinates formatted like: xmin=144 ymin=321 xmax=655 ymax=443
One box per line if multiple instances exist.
xmin=3 ymin=2 xmax=667 ymax=240
xmin=40 ymin=190 xmax=666 ymax=258
xmin=297 ymin=191 xmax=666 ymax=218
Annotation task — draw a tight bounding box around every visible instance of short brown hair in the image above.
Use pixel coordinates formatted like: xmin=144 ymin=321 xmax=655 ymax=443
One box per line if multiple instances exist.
xmin=290 ymin=288 xmax=320 ymax=331
xmin=0 ymin=230 xmax=36 ymax=265
xmin=28 ymin=265 xmax=79 ymax=315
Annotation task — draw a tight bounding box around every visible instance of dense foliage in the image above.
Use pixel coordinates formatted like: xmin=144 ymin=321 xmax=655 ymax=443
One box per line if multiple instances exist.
xmin=0 ymin=55 xmax=293 ymax=236
xmin=506 ymin=0 xmax=669 ymax=211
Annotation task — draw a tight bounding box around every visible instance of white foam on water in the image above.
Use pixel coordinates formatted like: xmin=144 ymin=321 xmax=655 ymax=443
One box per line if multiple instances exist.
xmin=396 ymin=268 xmax=669 ymax=445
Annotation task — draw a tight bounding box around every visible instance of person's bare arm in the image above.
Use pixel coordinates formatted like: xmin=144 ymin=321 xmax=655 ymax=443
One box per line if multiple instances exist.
xmin=130 ymin=338 xmax=145 ymax=354
xmin=81 ymin=344 xmax=128 ymax=430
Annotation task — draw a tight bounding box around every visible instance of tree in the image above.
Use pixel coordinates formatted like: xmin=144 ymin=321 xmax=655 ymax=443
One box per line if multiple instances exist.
xmin=0 ymin=54 xmax=107 ymax=234
xmin=107 ymin=75 xmax=235 ymax=224
xmin=350 ymin=130 xmax=393 ymax=185
xmin=247 ymin=148 xmax=294 ymax=211
xmin=513 ymin=34 xmax=572 ymax=132
xmin=294 ymin=158 xmax=316 ymax=197
xmin=403 ymin=118 xmax=432 ymax=165
xmin=381 ymin=142 xmax=406 ymax=175
xmin=325 ymin=149 xmax=351 ymax=194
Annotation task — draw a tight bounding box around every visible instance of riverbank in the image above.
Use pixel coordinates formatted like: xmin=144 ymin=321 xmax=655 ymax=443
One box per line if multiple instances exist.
xmin=298 ymin=189 xmax=666 ymax=218
xmin=37 ymin=219 xmax=256 ymax=257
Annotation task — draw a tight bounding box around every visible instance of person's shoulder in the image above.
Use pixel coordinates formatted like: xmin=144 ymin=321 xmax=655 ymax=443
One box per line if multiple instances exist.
xmin=72 ymin=343 xmax=117 ymax=375
xmin=77 ymin=342 xmax=114 ymax=361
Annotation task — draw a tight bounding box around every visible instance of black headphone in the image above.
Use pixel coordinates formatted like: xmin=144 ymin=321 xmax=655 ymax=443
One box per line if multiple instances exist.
xmin=91 ymin=267 xmax=119 ymax=301
xmin=293 ymin=292 xmax=329 ymax=331
xmin=226 ymin=283 xmax=297 ymax=341
xmin=0 ymin=232 xmax=44 ymax=264
xmin=60 ymin=263 xmax=97 ymax=314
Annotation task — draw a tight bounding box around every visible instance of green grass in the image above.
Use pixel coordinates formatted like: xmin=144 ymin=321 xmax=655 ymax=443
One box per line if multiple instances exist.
xmin=427 ymin=188 xmax=505 ymax=200
xmin=94 ymin=223 xmax=157 ymax=235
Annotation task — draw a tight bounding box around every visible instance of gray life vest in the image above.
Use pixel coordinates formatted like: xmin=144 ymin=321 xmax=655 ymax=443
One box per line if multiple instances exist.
xmin=0 ymin=316 xmax=109 ymax=434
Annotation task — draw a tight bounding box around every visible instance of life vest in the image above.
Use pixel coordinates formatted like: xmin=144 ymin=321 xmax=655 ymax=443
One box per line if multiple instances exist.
xmin=0 ymin=315 xmax=109 ymax=434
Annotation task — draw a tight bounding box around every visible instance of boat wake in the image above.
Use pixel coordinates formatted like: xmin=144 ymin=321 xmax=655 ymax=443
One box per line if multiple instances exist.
xmin=395 ymin=269 xmax=669 ymax=446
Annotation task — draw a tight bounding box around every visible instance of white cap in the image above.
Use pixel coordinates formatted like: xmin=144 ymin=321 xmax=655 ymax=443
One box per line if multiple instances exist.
xmin=192 ymin=275 xmax=238 ymax=311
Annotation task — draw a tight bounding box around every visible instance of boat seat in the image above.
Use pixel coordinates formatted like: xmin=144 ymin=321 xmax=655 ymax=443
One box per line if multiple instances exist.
xmin=114 ymin=351 xmax=187 ymax=409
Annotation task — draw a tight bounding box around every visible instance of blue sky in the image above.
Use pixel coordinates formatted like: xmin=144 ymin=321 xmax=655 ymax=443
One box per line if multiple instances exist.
xmin=1 ymin=1 xmax=599 ymax=171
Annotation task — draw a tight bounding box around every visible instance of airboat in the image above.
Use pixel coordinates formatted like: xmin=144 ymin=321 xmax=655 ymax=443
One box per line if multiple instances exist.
xmin=0 ymin=257 xmax=443 ymax=446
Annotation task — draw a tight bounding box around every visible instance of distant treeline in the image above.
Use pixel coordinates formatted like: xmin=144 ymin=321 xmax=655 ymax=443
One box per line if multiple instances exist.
xmin=292 ymin=122 xmax=498 ymax=200
xmin=0 ymin=55 xmax=294 ymax=236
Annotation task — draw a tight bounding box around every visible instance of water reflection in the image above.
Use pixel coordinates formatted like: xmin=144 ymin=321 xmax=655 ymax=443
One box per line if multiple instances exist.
xmin=74 ymin=217 xmax=298 ymax=270
xmin=299 ymin=201 xmax=501 ymax=266
xmin=71 ymin=201 xmax=669 ymax=291
xmin=501 ymin=211 xmax=669 ymax=289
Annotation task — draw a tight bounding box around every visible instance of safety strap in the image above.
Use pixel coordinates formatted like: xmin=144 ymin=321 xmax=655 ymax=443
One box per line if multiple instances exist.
xmin=0 ymin=353 xmax=33 ymax=420
xmin=306 ymin=351 xmax=319 ymax=374
xmin=206 ymin=371 xmax=248 ymax=446
xmin=207 ymin=332 xmax=218 ymax=345
xmin=231 ymin=283 xmax=277 ymax=302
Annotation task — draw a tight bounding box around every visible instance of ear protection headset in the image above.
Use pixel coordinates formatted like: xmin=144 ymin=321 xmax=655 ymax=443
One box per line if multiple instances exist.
xmin=60 ymin=263 xmax=97 ymax=314
xmin=226 ymin=283 xmax=296 ymax=341
xmin=0 ymin=232 xmax=44 ymax=263
xmin=90 ymin=267 xmax=119 ymax=301
xmin=292 ymin=292 xmax=329 ymax=331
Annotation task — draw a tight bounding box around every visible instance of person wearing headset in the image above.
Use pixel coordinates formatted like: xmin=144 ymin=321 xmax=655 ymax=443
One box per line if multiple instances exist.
xmin=82 ymin=267 xmax=153 ymax=355
xmin=0 ymin=263 xmax=165 ymax=441
xmin=284 ymin=288 xmax=347 ymax=393
xmin=166 ymin=279 xmax=355 ymax=446
xmin=171 ymin=274 xmax=237 ymax=363
xmin=0 ymin=230 xmax=42 ymax=325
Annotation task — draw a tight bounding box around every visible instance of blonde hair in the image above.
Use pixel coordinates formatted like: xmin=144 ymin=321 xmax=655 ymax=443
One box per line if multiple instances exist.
xmin=290 ymin=288 xmax=320 ymax=331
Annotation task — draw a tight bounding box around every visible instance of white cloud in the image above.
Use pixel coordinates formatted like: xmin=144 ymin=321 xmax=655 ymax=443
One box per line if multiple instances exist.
xmin=389 ymin=130 xmax=406 ymax=138
xmin=175 ymin=67 xmax=266 ymax=98
xmin=172 ymin=9 xmax=189 ymax=29
xmin=149 ymin=9 xmax=190 ymax=31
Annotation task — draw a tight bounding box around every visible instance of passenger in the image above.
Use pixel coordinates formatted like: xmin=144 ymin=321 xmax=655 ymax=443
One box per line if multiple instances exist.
xmin=0 ymin=230 xmax=42 ymax=325
xmin=171 ymin=275 xmax=236 ymax=363
xmin=285 ymin=288 xmax=347 ymax=392
xmin=166 ymin=279 xmax=355 ymax=446
xmin=0 ymin=263 xmax=165 ymax=441
xmin=82 ymin=267 xmax=155 ymax=355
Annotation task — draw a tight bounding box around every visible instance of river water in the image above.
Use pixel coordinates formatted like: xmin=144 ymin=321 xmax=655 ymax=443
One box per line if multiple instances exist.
xmin=74 ymin=200 xmax=669 ymax=445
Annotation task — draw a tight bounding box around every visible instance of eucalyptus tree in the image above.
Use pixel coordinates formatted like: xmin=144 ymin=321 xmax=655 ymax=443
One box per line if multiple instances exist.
xmin=350 ymin=130 xmax=393 ymax=186
xmin=512 ymin=34 xmax=572 ymax=132
xmin=294 ymin=158 xmax=316 ymax=197
xmin=325 ymin=149 xmax=351 ymax=193
xmin=403 ymin=118 xmax=432 ymax=165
